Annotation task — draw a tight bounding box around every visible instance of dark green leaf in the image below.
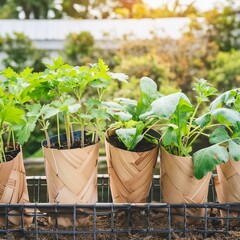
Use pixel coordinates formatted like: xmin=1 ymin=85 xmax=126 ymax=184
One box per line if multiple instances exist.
xmin=193 ymin=145 xmax=228 ymax=179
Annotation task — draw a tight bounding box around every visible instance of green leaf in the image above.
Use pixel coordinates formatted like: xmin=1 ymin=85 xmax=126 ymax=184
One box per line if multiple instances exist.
xmin=193 ymin=145 xmax=229 ymax=179
xmin=210 ymin=89 xmax=238 ymax=110
xmin=228 ymin=140 xmax=240 ymax=161
xmin=140 ymin=77 xmax=158 ymax=105
xmin=194 ymin=113 xmax=211 ymax=127
xmin=162 ymin=126 xmax=178 ymax=146
xmin=116 ymin=128 xmax=141 ymax=151
xmin=68 ymin=103 xmax=80 ymax=113
xmin=4 ymin=105 xmax=25 ymax=125
xmin=41 ymin=105 xmax=60 ymax=120
xmin=209 ymin=128 xmax=230 ymax=144
xmin=115 ymin=98 xmax=137 ymax=107
xmin=212 ymin=108 xmax=240 ymax=127
xmin=84 ymin=99 xmax=101 ymax=109
xmin=140 ymin=92 xmax=190 ymax=120
xmin=109 ymin=72 xmax=128 ymax=83
xmin=114 ymin=112 xmax=132 ymax=122
xmin=90 ymin=108 xmax=109 ymax=120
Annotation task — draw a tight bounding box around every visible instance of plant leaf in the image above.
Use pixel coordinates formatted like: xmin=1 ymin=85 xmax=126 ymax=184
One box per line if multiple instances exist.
xmin=211 ymin=108 xmax=240 ymax=127
xmin=114 ymin=112 xmax=132 ymax=122
xmin=140 ymin=92 xmax=190 ymax=120
xmin=109 ymin=72 xmax=128 ymax=82
xmin=140 ymin=77 xmax=158 ymax=104
xmin=194 ymin=113 xmax=211 ymax=127
xmin=193 ymin=145 xmax=229 ymax=179
xmin=210 ymin=89 xmax=238 ymax=110
xmin=228 ymin=140 xmax=240 ymax=161
xmin=116 ymin=128 xmax=143 ymax=151
xmin=162 ymin=126 xmax=178 ymax=146
xmin=209 ymin=128 xmax=230 ymax=144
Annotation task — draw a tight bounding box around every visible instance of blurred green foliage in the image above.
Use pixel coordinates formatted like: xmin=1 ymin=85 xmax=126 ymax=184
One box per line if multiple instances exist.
xmin=0 ymin=32 xmax=47 ymax=72
xmin=64 ymin=31 xmax=95 ymax=65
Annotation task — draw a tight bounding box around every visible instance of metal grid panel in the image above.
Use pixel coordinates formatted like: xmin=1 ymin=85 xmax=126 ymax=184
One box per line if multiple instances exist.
xmin=0 ymin=203 xmax=240 ymax=239
xmin=0 ymin=175 xmax=237 ymax=239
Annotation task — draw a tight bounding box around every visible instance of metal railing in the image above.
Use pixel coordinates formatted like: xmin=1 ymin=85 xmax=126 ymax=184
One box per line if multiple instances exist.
xmin=0 ymin=175 xmax=239 ymax=240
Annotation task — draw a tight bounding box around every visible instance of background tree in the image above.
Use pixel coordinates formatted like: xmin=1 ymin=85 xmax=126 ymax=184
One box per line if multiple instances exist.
xmin=0 ymin=32 xmax=47 ymax=72
xmin=204 ymin=4 xmax=240 ymax=52
xmin=64 ymin=31 xmax=95 ymax=65
xmin=60 ymin=0 xmax=115 ymax=19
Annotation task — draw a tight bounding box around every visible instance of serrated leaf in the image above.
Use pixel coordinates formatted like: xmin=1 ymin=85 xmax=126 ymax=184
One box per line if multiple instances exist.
xmin=193 ymin=145 xmax=229 ymax=179
xmin=209 ymin=128 xmax=230 ymax=144
xmin=84 ymin=99 xmax=101 ymax=108
xmin=228 ymin=140 xmax=240 ymax=161
xmin=41 ymin=105 xmax=59 ymax=120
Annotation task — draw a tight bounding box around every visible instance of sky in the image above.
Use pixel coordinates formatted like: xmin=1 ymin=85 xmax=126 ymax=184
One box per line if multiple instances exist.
xmin=142 ymin=0 xmax=227 ymax=11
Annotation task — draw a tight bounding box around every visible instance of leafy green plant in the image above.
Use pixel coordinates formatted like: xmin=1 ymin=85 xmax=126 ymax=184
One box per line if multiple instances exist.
xmin=104 ymin=77 xmax=161 ymax=151
xmin=0 ymin=67 xmax=37 ymax=162
xmin=24 ymin=57 xmax=128 ymax=149
xmin=142 ymin=78 xmax=240 ymax=179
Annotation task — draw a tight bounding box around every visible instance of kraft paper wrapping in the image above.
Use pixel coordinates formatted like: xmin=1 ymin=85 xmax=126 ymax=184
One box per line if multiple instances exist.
xmin=105 ymin=130 xmax=159 ymax=203
xmin=0 ymin=148 xmax=32 ymax=226
xmin=160 ymin=147 xmax=211 ymax=223
xmin=215 ymin=159 xmax=240 ymax=223
xmin=43 ymin=142 xmax=99 ymax=226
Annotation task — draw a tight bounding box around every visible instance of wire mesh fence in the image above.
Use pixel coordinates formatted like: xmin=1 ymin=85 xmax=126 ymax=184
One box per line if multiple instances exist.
xmin=0 ymin=175 xmax=239 ymax=240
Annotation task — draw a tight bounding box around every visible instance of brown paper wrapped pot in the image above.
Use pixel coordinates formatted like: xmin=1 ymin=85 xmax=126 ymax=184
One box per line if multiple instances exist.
xmin=214 ymin=159 xmax=240 ymax=223
xmin=43 ymin=131 xmax=99 ymax=226
xmin=0 ymin=147 xmax=32 ymax=226
xmin=160 ymin=146 xmax=211 ymax=223
xmin=105 ymin=129 xmax=159 ymax=203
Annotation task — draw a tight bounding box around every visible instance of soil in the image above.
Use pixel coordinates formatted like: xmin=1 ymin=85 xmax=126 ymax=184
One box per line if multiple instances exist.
xmin=107 ymin=135 xmax=157 ymax=152
xmin=1 ymin=144 xmax=20 ymax=161
xmin=1 ymin=208 xmax=240 ymax=239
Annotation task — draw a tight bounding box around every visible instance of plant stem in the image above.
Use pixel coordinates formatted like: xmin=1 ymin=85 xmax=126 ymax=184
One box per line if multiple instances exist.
xmin=64 ymin=113 xmax=71 ymax=149
xmin=12 ymin=128 xmax=15 ymax=150
xmin=0 ymin=132 xmax=6 ymax=162
xmin=185 ymin=101 xmax=201 ymax=146
xmin=6 ymin=125 xmax=11 ymax=150
xmin=81 ymin=124 xmax=85 ymax=147
xmin=57 ymin=113 xmax=61 ymax=147
xmin=70 ymin=123 xmax=75 ymax=145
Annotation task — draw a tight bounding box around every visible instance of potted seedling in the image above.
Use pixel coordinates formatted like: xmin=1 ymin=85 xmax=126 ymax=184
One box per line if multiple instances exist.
xmin=205 ymin=88 xmax=240 ymax=221
xmin=103 ymin=77 xmax=161 ymax=203
xmin=142 ymin=79 xmax=240 ymax=222
xmin=25 ymin=57 xmax=127 ymax=226
xmin=0 ymin=68 xmax=35 ymax=226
